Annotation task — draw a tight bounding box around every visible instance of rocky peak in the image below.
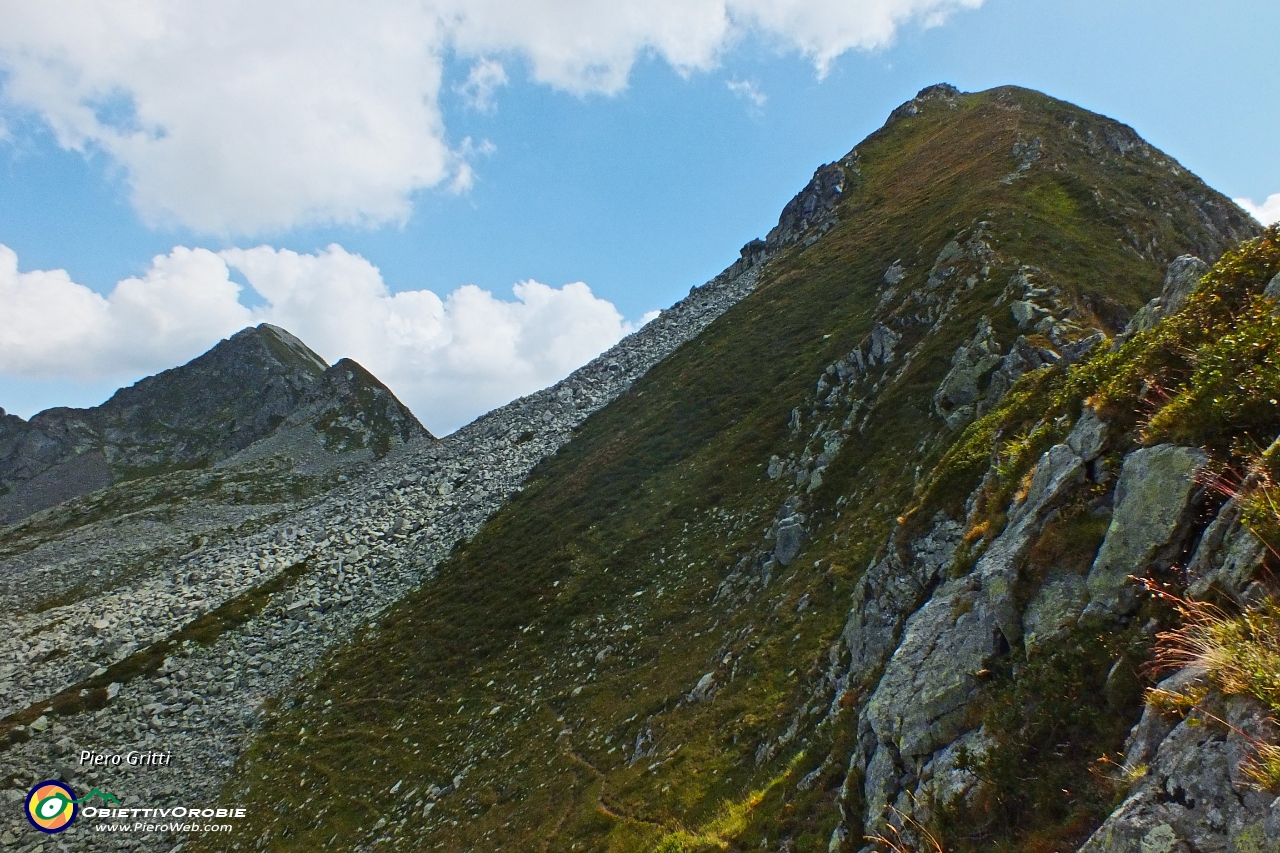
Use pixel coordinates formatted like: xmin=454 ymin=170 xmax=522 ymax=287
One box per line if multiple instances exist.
xmin=765 ymin=161 xmax=848 ymax=249
xmin=0 ymin=324 xmax=426 ymax=523
xmin=887 ymin=82 xmax=962 ymax=123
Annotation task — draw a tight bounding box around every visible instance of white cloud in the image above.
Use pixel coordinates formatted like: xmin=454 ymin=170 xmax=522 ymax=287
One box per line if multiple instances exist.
xmin=0 ymin=243 xmax=640 ymax=435
xmin=457 ymin=59 xmax=509 ymax=112
xmin=1236 ymin=193 xmax=1280 ymax=226
xmin=0 ymin=244 xmax=251 ymax=378
xmin=0 ymin=0 xmax=985 ymax=234
xmin=729 ymin=0 xmax=982 ymax=75
xmin=726 ymin=78 xmax=767 ymax=108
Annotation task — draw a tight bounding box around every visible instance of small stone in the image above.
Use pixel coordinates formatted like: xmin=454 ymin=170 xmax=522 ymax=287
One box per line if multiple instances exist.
xmin=1010 ymin=300 xmax=1046 ymax=328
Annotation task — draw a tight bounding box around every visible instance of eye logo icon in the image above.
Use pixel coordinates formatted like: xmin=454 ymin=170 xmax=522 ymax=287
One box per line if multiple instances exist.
xmin=25 ymin=781 xmax=78 ymax=833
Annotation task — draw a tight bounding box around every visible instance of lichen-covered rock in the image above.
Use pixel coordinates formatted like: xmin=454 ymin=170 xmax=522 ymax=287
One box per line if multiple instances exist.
xmin=1084 ymin=444 xmax=1208 ymax=619
xmin=865 ymin=575 xmax=996 ymax=762
xmin=1011 ymin=299 xmax=1051 ymax=329
xmin=1067 ymin=409 xmax=1109 ymax=462
xmin=1185 ymin=496 xmax=1268 ymax=602
xmin=1122 ymin=255 xmax=1210 ymax=337
xmin=1023 ymin=573 xmax=1088 ymax=653
xmin=920 ymin=727 xmax=990 ymax=812
xmin=838 ymin=518 xmax=964 ymax=697
xmin=1078 ymin=693 xmax=1280 ymax=853
xmin=856 ymin=443 xmax=1085 ymax=830
xmin=774 ymin=508 xmax=809 ymax=566
xmin=1120 ymin=669 xmax=1205 ymax=776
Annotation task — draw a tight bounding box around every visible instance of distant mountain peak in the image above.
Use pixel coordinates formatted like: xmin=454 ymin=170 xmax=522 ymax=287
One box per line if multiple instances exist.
xmin=0 ymin=325 xmax=427 ymax=523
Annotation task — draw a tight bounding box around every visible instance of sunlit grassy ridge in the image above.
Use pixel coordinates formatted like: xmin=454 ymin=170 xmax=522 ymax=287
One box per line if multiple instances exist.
xmin=200 ymin=88 xmax=1253 ymax=853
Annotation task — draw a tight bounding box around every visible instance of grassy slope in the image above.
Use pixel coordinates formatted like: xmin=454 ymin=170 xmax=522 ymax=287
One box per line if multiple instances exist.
xmin=204 ymin=88 xmax=1252 ymax=853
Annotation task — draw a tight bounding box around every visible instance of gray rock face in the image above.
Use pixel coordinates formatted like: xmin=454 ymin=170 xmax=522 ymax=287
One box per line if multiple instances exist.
xmin=1022 ymin=573 xmax=1088 ymax=653
xmin=1084 ymin=444 xmax=1208 ymax=618
xmin=934 ymin=319 xmax=1003 ymax=428
xmin=1011 ymin=299 xmax=1050 ymax=328
xmin=1121 ymin=669 xmax=1203 ymax=777
xmin=1263 ymin=272 xmax=1280 ymax=302
xmin=1067 ymin=409 xmax=1109 ymax=462
xmin=1079 ymin=691 xmax=1280 ymax=853
xmin=773 ymin=510 xmax=808 ymax=566
xmin=838 ymin=519 xmax=964 ymax=702
xmin=865 ymin=574 xmax=996 ymax=761
xmin=765 ymin=162 xmax=847 ymax=249
xmin=1185 ymin=496 xmax=1268 ymax=602
xmin=856 ymin=442 xmax=1086 ymax=832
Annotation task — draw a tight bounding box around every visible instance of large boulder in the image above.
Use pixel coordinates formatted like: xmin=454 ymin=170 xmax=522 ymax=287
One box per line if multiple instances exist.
xmin=1084 ymin=444 xmax=1208 ymax=619
xmin=1122 ymin=255 xmax=1210 ymax=336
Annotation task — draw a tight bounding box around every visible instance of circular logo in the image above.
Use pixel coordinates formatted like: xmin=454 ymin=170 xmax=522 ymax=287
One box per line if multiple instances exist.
xmin=25 ymin=781 xmax=78 ymax=833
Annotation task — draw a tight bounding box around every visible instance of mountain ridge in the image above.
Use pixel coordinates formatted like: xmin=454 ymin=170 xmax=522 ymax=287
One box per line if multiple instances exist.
xmin=193 ymin=84 xmax=1265 ymax=853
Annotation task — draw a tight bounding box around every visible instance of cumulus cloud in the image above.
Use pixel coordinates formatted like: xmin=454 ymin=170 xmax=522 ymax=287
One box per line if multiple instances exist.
xmin=457 ymin=59 xmax=510 ymax=112
xmin=726 ymin=79 xmax=767 ymax=108
xmin=0 ymin=244 xmax=251 ymax=378
xmin=0 ymin=243 xmax=639 ymax=434
xmin=1236 ymin=193 xmax=1280 ymax=226
xmin=0 ymin=0 xmax=984 ymax=234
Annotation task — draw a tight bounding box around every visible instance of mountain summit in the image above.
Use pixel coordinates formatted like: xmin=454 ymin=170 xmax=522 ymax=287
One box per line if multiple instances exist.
xmin=196 ymin=85 xmax=1266 ymax=851
xmin=0 ymin=324 xmax=427 ymax=522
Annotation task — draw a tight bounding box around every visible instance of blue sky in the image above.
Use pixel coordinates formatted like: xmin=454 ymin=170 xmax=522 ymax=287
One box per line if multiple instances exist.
xmin=0 ymin=0 xmax=1276 ymax=434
